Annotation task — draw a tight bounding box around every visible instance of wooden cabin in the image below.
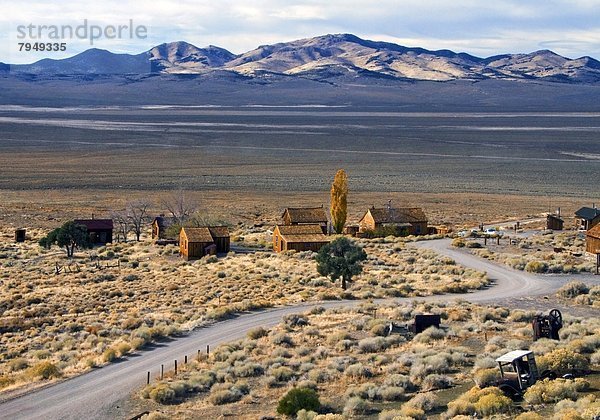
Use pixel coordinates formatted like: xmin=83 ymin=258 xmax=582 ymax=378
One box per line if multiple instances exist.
xmin=546 ymin=214 xmax=564 ymax=231
xmin=14 ymin=228 xmax=26 ymax=243
xmin=151 ymin=216 xmax=176 ymax=240
xmin=74 ymin=219 xmax=113 ymax=245
xmin=358 ymin=206 xmax=428 ymax=236
xmin=575 ymin=206 xmax=600 ymax=231
xmin=586 ymin=224 xmax=600 ymax=254
xmin=208 ymin=226 xmax=230 ymax=253
xmin=282 ymin=206 xmax=328 ymax=234
xmin=180 ymin=227 xmax=216 ymax=260
xmin=180 ymin=226 xmax=230 ymax=260
xmin=273 ymin=224 xmax=329 ymax=253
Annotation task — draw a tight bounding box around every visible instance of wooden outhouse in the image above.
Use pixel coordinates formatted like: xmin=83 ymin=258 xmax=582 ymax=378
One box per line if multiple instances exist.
xmin=208 ymin=226 xmax=230 ymax=253
xmin=546 ymin=214 xmax=564 ymax=231
xmin=14 ymin=228 xmax=26 ymax=242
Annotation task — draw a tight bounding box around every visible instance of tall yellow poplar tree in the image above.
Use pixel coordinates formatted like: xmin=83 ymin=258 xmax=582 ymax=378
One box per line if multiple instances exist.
xmin=330 ymin=169 xmax=348 ymax=234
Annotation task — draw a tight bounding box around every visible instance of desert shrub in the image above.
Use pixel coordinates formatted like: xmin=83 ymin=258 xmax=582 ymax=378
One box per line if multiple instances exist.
xmin=343 ymin=397 xmax=370 ymax=416
xmin=413 ymin=326 xmax=446 ymax=343
xmin=357 ymin=337 xmax=387 ymax=353
xmin=7 ymin=357 xmax=29 ymax=372
xmin=272 ymin=333 xmax=294 ymax=347
xmin=452 ymin=238 xmax=466 ymax=248
xmin=233 ymin=362 xmax=264 ymax=378
xmin=143 ymin=412 xmax=169 ymax=420
xmin=524 ymin=379 xmax=578 ymax=404
xmin=345 ymin=363 xmax=372 ymax=378
xmin=277 ymin=387 xmax=320 ymax=416
xmin=466 ymin=241 xmax=482 ymax=248
xmin=103 ymin=348 xmax=117 ymax=362
xmin=148 ymin=384 xmax=177 ymax=404
xmin=115 ymin=342 xmax=131 ymax=357
xmin=384 ymin=374 xmax=415 ymax=391
xmin=405 ymin=392 xmax=437 ymax=411
xmin=379 ymin=386 xmax=405 ymax=401
xmin=537 ymin=348 xmax=589 ymax=374
xmin=473 ymin=368 xmax=500 ymax=388
xmin=421 ymin=374 xmax=452 ymax=391
xmin=557 ymin=281 xmax=589 ymax=299
xmin=270 ymin=366 xmax=295 ymax=382
xmin=247 ymin=327 xmax=269 ymax=339
xmin=283 ymin=314 xmax=308 ymax=328
xmin=525 ymin=261 xmax=548 ymax=273
xmin=378 ymin=410 xmax=405 ymax=420
xmin=208 ymin=389 xmax=241 ymax=405
xmin=446 ymin=386 xmax=508 ymax=418
xmin=28 ymin=361 xmax=61 ymax=380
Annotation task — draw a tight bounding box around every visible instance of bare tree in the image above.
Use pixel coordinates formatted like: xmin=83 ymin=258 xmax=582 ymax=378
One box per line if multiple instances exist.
xmin=127 ymin=200 xmax=151 ymax=241
xmin=111 ymin=210 xmax=130 ymax=243
xmin=161 ymin=190 xmax=197 ymax=225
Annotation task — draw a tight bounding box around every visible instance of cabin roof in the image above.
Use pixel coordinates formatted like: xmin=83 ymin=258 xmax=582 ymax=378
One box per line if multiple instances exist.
xmin=182 ymin=227 xmax=214 ymax=243
xmin=547 ymin=214 xmax=564 ymax=222
xmin=364 ymin=207 xmax=428 ymax=224
xmin=74 ymin=219 xmax=113 ymax=230
xmin=208 ymin=226 xmax=229 ymax=238
xmin=575 ymin=207 xmax=600 ymax=221
xmin=276 ymin=224 xmax=329 ymax=243
xmin=283 ymin=207 xmax=328 ymax=223
xmin=587 ymin=224 xmax=600 ymax=240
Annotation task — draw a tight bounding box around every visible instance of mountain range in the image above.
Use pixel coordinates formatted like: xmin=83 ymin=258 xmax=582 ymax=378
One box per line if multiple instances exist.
xmin=5 ymin=34 xmax=600 ymax=83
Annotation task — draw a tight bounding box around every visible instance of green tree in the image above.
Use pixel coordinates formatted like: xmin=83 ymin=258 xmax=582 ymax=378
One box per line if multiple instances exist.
xmin=277 ymin=387 xmax=320 ymax=416
xmin=39 ymin=221 xmax=91 ymax=257
xmin=330 ymin=169 xmax=348 ymax=234
xmin=316 ymin=237 xmax=367 ymax=290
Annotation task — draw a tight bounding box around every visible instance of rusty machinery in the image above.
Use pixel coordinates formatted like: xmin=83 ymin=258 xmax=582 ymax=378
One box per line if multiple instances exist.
xmin=532 ymin=309 xmax=562 ymax=341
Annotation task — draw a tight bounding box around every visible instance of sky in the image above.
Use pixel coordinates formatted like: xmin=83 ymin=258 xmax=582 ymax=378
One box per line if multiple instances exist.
xmin=2 ymin=0 xmax=600 ymax=64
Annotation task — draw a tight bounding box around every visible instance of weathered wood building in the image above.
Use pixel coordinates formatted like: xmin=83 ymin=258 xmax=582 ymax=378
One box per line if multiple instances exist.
xmin=586 ymin=224 xmax=600 ymax=254
xmin=546 ymin=214 xmax=564 ymax=231
xmin=14 ymin=228 xmax=26 ymax=242
xmin=74 ymin=219 xmax=113 ymax=245
xmin=207 ymin=226 xmax=231 ymax=254
xmin=273 ymin=224 xmax=329 ymax=253
xmin=575 ymin=206 xmax=600 ymax=231
xmin=358 ymin=206 xmax=428 ymax=236
xmin=282 ymin=206 xmax=328 ymax=234
xmin=151 ymin=216 xmax=176 ymax=240
xmin=587 ymin=224 xmax=600 ymax=275
xmin=180 ymin=226 xmax=230 ymax=260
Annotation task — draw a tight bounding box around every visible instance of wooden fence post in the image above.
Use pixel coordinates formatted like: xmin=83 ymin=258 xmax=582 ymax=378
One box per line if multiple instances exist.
xmin=160 ymin=364 xmax=164 ymax=380
xmin=147 ymin=371 xmax=150 ymax=385
xmin=207 ymin=344 xmax=210 ymax=356
xmin=184 ymin=355 xmax=188 ymax=364
xmin=174 ymin=360 xmax=178 ymax=375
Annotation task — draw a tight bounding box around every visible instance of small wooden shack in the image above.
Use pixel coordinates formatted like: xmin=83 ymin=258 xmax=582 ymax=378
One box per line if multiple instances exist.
xmin=74 ymin=219 xmax=113 ymax=245
xmin=14 ymin=228 xmax=26 ymax=243
xmin=208 ymin=226 xmax=231 ymax=254
xmin=273 ymin=224 xmax=329 ymax=253
xmin=587 ymin=224 xmax=600 ymax=275
xmin=282 ymin=206 xmax=328 ymax=234
xmin=586 ymin=224 xmax=600 ymax=254
xmin=546 ymin=214 xmax=564 ymax=231
xmin=180 ymin=227 xmax=216 ymax=260
xmin=575 ymin=206 xmax=600 ymax=231
xmin=358 ymin=206 xmax=428 ymax=236
xmin=180 ymin=226 xmax=230 ymax=260
xmin=151 ymin=216 xmax=176 ymax=240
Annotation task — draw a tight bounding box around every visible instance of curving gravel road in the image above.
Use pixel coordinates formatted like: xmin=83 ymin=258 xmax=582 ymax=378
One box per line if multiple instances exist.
xmin=1 ymin=238 xmax=598 ymax=420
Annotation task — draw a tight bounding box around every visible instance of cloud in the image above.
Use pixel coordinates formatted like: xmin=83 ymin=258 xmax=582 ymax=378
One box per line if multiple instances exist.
xmin=1 ymin=0 xmax=599 ymax=63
